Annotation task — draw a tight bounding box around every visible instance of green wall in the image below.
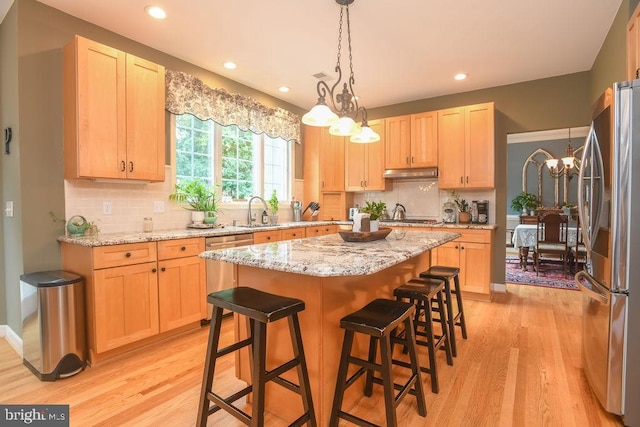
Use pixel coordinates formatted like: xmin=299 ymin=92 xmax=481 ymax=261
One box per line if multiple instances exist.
xmin=0 ymin=0 xmax=630 ymax=333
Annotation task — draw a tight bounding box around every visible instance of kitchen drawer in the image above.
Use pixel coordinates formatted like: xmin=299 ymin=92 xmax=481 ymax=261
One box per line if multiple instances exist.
xmin=93 ymin=242 xmax=157 ymax=269
xmin=306 ymin=225 xmax=336 ymax=236
xmin=158 ymin=238 xmax=205 ymax=260
xmin=281 ymin=227 xmax=306 ymax=241
xmin=253 ymin=230 xmax=281 ymax=244
xmin=432 ymin=228 xmax=491 ymax=244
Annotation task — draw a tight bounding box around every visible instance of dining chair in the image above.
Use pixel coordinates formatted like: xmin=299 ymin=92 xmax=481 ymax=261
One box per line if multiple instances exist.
xmin=571 ymin=217 xmax=587 ymax=272
xmin=533 ymin=213 xmax=570 ymax=277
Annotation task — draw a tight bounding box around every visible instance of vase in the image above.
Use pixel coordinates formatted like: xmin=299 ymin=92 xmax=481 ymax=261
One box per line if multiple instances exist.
xmin=370 ymin=220 xmax=379 ymax=232
xmin=458 ymin=212 xmax=471 ymax=224
xmin=203 ymin=212 xmax=217 ymax=224
xmin=191 ymin=211 xmax=205 ymax=224
xmin=269 ymin=215 xmax=278 ymax=225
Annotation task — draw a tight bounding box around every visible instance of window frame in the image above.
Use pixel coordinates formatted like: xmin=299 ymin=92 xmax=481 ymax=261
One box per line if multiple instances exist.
xmin=169 ymin=115 xmax=293 ymax=207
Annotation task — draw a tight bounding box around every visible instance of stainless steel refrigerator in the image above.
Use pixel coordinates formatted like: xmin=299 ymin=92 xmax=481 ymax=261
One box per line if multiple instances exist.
xmin=576 ymin=80 xmax=640 ymax=426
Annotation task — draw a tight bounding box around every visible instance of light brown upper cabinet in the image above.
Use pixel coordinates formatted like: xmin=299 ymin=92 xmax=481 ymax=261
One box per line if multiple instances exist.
xmin=385 ymin=112 xmax=437 ymax=169
xmin=345 ymin=120 xmax=389 ymax=191
xmin=437 ymin=102 xmax=494 ymax=189
xmin=63 ymin=35 xmax=165 ymax=182
xmin=628 ymin=2 xmax=640 ymax=81
xmin=319 ymin=131 xmax=345 ymax=191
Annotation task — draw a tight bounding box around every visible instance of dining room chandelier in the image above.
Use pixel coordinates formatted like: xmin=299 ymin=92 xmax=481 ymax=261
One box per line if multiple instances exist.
xmin=301 ymin=0 xmax=380 ymax=143
xmin=545 ymin=128 xmax=578 ymax=178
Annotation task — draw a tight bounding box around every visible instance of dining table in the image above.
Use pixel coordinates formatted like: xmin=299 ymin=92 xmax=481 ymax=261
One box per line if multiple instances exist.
xmin=511 ymin=224 xmax=579 ymax=271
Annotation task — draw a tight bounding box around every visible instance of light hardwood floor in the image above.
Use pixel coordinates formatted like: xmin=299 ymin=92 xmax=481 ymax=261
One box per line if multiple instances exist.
xmin=0 ymin=284 xmax=623 ymax=426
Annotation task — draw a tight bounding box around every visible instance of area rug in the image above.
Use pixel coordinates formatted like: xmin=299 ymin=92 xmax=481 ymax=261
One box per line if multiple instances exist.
xmin=505 ymin=256 xmax=578 ymax=290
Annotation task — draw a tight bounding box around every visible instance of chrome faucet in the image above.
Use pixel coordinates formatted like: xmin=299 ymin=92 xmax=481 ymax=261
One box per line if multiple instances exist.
xmin=247 ymin=196 xmax=268 ymax=226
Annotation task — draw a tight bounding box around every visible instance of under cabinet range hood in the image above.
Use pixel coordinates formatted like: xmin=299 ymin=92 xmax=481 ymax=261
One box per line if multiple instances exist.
xmin=383 ymin=167 xmax=438 ymax=179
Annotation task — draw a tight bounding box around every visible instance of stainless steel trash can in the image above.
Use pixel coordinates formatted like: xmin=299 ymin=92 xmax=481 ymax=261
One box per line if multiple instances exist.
xmin=20 ymin=270 xmax=86 ymax=381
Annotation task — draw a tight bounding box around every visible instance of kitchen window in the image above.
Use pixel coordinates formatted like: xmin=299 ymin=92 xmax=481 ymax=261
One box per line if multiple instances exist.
xmin=174 ymin=114 xmax=291 ymax=201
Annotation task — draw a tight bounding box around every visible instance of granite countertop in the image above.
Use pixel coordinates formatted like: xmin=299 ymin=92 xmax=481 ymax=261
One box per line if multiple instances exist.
xmin=199 ymin=230 xmax=460 ymax=277
xmin=57 ymin=220 xmax=494 ymax=247
xmin=56 ymin=221 xmax=334 ymax=247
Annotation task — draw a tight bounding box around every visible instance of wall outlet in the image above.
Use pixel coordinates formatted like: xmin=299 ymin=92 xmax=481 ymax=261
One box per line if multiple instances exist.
xmin=103 ymin=201 xmax=112 ymax=215
xmin=153 ymin=201 xmax=165 ymax=213
xmin=5 ymin=201 xmax=13 ymax=217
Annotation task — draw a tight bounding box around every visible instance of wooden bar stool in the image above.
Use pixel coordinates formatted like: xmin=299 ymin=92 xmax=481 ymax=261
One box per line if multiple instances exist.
xmin=420 ymin=266 xmax=468 ymax=357
xmin=329 ymin=299 xmax=427 ymax=427
xmin=197 ymin=287 xmax=316 ymax=427
xmin=393 ymin=278 xmax=453 ymax=393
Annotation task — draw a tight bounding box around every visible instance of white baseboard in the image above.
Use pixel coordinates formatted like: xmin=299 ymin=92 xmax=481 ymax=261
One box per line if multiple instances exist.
xmin=492 ymin=282 xmax=507 ymax=293
xmin=0 ymin=325 xmax=23 ymax=357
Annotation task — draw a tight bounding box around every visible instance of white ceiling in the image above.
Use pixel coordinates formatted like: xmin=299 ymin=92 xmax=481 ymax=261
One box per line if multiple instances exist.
xmin=11 ymin=1 xmax=626 ymax=110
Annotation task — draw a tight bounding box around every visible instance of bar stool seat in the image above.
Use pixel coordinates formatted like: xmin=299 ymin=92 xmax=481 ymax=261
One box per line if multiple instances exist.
xmin=330 ymin=299 xmax=427 ymax=427
xmin=419 ymin=266 xmax=468 ymax=357
xmin=394 ymin=278 xmax=453 ymax=393
xmin=197 ymin=287 xmax=316 ymax=427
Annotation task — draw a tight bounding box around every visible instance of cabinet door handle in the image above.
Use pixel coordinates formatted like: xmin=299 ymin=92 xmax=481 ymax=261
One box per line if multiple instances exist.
xmin=455 ymin=246 xmax=459 ymax=249
xmin=461 ymin=246 xmax=465 ymax=250
xmin=120 ymin=161 xmax=126 ymax=172
xmin=364 ymin=180 xmax=367 ymax=187
xmin=151 ymin=268 xmax=157 ymax=273
xmin=360 ymin=180 xmax=364 ymax=187
xmin=180 ymin=246 xmax=186 ymax=251
xmin=406 ymin=156 xmax=410 ymax=165
xmin=129 ymin=161 xmax=134 ymax=172
xmin=460 ymin=176 xmax=464 ymax=184
xmin=466 ymin=176 xmax=469 ymax=183
xmin=161 ymin=267 xmax=166 ymax=272
xmin=411 ymin=156 xmax=415 ymax=164
xmin=125 ymin=252 xmax=131 ymax=258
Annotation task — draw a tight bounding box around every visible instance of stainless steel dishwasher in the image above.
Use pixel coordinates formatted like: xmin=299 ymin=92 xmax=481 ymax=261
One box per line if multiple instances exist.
xmin=204 ymin=233 xmax=254 ymax=319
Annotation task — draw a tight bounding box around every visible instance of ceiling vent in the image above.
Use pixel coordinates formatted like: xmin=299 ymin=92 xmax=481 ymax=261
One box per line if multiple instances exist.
xmin=312 ymin=72 xmax=333 ymax=81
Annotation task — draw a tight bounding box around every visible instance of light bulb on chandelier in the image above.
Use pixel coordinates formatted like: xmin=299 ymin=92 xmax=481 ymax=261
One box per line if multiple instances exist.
xmin=301 ymin=0 xmax=380 ymax=143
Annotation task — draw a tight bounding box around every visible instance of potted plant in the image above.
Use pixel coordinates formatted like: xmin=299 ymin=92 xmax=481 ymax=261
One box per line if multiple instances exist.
xmin=359 ymin=200 xmax=386 ymax=232
xmin=169 ymin=178 xmax=217 ymax=224
xmin=562 ymin=203 xmax=576 ymax=217
xmin=451 ymin=191 xmax=471 ymax=224
xmin=268 ymin=190 xmax=279 ymax=224
xmin=511 ymin=191 xmax=538 ymax=215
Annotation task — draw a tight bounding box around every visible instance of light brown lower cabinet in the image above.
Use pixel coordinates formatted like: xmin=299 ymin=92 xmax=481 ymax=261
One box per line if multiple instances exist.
xmin=157 ymin=239 xmax=206 ymax=333
xmin=61 ymin=238 xmax=205 ymax=364
xmin=430 ymin=228 xmax=493 ymax=300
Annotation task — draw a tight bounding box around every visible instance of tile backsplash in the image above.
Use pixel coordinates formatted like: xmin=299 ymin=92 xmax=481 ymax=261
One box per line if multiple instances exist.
xmin=353 ymin=179 xmax=496 ymax=223
xmin=64 ymin=169 xmax=496 ymax=235
xmin=64 ymin=166 xmax=301 ymax=234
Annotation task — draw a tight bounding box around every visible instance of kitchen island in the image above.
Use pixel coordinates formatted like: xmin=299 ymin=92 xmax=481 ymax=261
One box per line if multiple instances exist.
xmin=199 ymin=229 xmax=460 ymax=426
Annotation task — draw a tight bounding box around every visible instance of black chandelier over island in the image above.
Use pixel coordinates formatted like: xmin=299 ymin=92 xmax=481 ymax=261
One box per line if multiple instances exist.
xmin=301 ymin=0 xmax=380 ymax=143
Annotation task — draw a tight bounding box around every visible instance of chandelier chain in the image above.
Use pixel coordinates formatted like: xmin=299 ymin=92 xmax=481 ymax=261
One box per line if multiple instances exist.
xmin=346 ymin=6 xmax=354 ymax=81
xmin=336 ymin=7 xmax=343 ymax=69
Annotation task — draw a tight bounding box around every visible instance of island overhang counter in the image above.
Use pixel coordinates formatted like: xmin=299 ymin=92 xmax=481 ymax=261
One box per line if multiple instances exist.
xmin=199 ymin=229 xmax=460 ymax=426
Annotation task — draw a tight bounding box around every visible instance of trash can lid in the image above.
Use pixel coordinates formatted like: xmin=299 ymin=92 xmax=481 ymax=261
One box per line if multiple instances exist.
xmin=19 ymin=270 xmax=83 ymax=287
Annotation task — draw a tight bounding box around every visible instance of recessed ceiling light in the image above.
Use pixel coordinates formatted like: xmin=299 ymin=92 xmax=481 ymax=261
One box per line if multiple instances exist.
xmin=454 ymin=73 xmax=468 ymax=81
xmin=278 ymin=86 xmax=290 ymax=93
xmin=223 ymin=61 xmax=237 ymax=70
xmin=145 ymin=6 xmax=166 ymax=20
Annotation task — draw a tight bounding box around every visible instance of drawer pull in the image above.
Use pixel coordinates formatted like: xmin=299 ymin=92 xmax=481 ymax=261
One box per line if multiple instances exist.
xmin=125 ymin=252 xmax=131 ymax=258
xmin=181 ymin=246 xmax=186 ymax=251
xmin=267 ymin=237 xmax=271 ymax=240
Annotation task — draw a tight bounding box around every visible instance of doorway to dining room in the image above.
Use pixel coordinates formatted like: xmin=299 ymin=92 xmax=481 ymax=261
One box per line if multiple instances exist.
xmin=505 ymin=127 xmax=589 ymax=289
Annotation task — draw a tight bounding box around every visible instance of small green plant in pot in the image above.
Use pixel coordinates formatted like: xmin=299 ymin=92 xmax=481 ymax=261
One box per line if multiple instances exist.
xmin=451 ymin=191 xmax=471 ymax=223
xmin=268 ymin=190 xmax=279 ymax=224
xmin=360 ymin=200 xmax=387 ymax=231
xmin=169 ymin=179 xmax=218 ymax=224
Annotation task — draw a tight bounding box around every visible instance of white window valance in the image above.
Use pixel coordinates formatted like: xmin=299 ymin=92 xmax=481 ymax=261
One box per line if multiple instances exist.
xmin=165 ymin=69 xmax=300 ymax=143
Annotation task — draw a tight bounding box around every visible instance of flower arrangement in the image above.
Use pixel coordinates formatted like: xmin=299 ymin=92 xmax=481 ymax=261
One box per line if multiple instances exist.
xmin=511 ymin=191 xmax=538 ymax=213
